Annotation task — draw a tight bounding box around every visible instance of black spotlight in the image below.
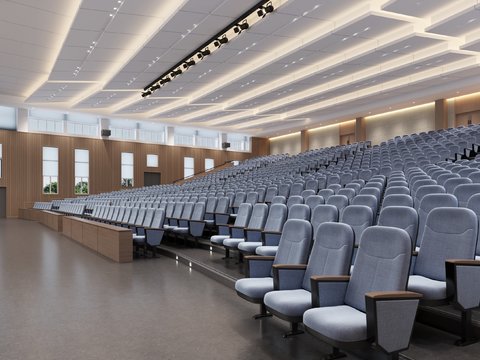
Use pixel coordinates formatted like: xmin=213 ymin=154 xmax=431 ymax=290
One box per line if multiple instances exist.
xmin=142 ymin=90 xmax=152 ymax=98
xmin=151 ymin=84 xmax=160 ymax=91
xmin=186 ymin=59 xmax=195 ymax=66
xmin=257 ymin=3 xmax=274 ymax=17
xmin=201 ymin=48 xmax=211 ymax=56
xmin=234 ymin=22 xmax=249 ymax=33
xmin=265 ymin=4 xmax=274 ymax=13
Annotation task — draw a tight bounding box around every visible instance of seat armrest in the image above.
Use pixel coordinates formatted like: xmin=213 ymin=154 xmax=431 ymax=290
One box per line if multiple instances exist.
xmin=310 ymin=276 xmax=350 ymax=308
xmin=365 ymin=291 xmax=422 ymax=355
xmin=446 ymin=259 xmax=480 ymax=310
xmin=245 ymin=255 xmax=275 ymax=278
xmin=272 ymin=264 xmax=307 ymax=290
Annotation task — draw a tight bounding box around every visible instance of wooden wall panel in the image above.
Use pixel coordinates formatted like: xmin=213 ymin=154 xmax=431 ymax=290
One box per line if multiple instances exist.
xmin=1 ymin=131 xmax=269 ymax=218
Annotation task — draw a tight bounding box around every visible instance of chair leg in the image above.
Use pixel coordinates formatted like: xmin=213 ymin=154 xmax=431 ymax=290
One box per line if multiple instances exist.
xmin=222 ymin=248 xmax=230 ymax=259
xmin=283 ymin=322 xmax=304 ymax=338
xmin=455 ymin=309 xmax=478 ymax=346
xmin=253 ymin=303 xmax=272 ymax=319
xmin=323 ymin=347 xmax=346 ymax=360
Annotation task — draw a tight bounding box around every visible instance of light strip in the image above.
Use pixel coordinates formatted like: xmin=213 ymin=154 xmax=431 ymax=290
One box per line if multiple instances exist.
xmin=269 ymin=132 xmax=300 ymax=141
xmin=233 ymin=56 xmax=479 ymax=130
xmin=69 ymin=0 xmax=190 ymax=107
xmin=147 ymin=5 xmax=413 ymax=118
xmin=365 ymin=102 xmax=434 ymax=119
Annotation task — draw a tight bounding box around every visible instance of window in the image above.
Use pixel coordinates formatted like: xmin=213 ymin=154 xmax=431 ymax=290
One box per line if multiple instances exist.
xmin=29 ymin=109 xmax=64 ymax=134
xmin=175 ymin=134 xmax=194 ymax=146
xmin=138 ymin=129 xmax=165 ymax=144
xmin=196 ymin=136 xmax=218 ymax=149
xmin=43 ymin=147 xmax=58 ymax=194
xmin=111 ymin=127 xmax=135 ymax=140
xmin=0 ymin=106 xmax=16 ymax=130
xmin=146 ymin=154 xmax=158 ymax=167
xmin=205 ymin=158 xmax=214 ymax=172
xmin=74 ymin=149 xmax=89 ymax=194
xmin=121 ymin=152 xmax=134 ymax=187
xmin=184 ymin=157 xmax=194 ymax=179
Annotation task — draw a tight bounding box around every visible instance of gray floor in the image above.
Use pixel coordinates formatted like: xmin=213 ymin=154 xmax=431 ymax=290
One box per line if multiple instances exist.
xmin=0 ymin=219 xmax=479 ymax=360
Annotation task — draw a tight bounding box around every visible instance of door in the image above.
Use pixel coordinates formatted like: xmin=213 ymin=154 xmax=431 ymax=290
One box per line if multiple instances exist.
xmin=144 ymin=172 xmax=161 ymax=186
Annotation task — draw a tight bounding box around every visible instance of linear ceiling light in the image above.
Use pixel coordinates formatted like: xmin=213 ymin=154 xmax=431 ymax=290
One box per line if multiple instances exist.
xmin=141 ymin=0 xmax=275 ymax=98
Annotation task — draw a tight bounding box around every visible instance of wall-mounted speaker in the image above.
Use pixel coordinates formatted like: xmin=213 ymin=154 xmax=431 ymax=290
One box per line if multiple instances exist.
xmin=221 ymin=142 xmax=231 ymax=149
xmin=101 ymin=129 xmax=111 ymax=137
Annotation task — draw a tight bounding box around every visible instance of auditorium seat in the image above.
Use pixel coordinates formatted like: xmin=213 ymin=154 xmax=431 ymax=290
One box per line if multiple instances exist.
xmin=235 ymin=219 xmax=312 ymax=318
xmin=303 ymin=226 xmax=418 ymax=360
xmin=407 ymin=207 xmax=479 ymax=346
xmin=263 ymin=222 xmax=354 ymax=337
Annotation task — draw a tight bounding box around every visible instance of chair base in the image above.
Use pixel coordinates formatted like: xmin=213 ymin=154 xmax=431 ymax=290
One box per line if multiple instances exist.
xmin=253 ymin=304 xmax=272 ymax=319
xmin=324 ymin=347 xmax=347 ymax=360
xmin=283 ymin=323 xmax=304 ymax=338
xmin=455 ymin=309 xmax=478 ymax=347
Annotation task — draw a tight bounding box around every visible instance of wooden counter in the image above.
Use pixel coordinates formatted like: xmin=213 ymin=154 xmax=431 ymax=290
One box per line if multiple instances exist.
xmin=63 ymin=216 xmax=132 ymax=263
xmin=18 ymin=208 xmax=43 ymax=221
xmin=40 ymin=210 xmax=63 ymax=232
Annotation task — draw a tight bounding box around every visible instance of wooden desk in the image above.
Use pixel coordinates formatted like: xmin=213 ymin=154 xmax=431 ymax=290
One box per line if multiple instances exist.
xmin=64 ymin=217 xmax=132 ymax=263
xmin=18 ymin=208 xmax=43 ymax=221
xmin=40 ymin=210 xmax=63 ymax=232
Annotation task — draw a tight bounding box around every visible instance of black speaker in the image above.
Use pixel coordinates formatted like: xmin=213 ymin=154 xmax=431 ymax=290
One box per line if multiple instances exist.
xmin=221 ymin=142 xmax=231 ymax=149
xmin=101 ymin=129 xmax=111 ymax=137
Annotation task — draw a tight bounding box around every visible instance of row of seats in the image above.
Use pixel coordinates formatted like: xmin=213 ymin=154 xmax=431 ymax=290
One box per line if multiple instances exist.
xmin=235 ymin=205 xmax=480 ymax=358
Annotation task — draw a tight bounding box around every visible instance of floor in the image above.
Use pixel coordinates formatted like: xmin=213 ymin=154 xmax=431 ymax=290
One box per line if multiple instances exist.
xmin=0 ymin=219 xmax=479 ymax=360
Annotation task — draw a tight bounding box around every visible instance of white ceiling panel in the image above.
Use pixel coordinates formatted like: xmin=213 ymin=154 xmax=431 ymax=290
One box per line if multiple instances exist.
xmin=427 ymin=6 xmax=480 ymax=37
xmin=2 ymin=0 xmax=480 ymax=136
xmin=278 ymin=0 xmax=356 ymax=20
xmin=382 ymin=0 xmax=452 ymax=18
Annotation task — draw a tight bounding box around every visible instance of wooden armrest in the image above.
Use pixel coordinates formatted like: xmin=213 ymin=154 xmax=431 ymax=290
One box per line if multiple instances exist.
xmin=366 ymin=291 xmax=423 ymax=300
xmin=311 ymin=275 xmax=350 ymax=282
xmin=245 ymin=255 xmax=275 ymax=261
xmin=273 ymin=264 xmax=307 ymax=270
xmin=262 ymin=230 xmax=282 ymax=235
xmin=244 ymin=228 xmax=262 ymax=232
xmin=230 ymin=225 xmax=244 ymax=229
xmin=446 ymin=259 xmax=480 ymax=266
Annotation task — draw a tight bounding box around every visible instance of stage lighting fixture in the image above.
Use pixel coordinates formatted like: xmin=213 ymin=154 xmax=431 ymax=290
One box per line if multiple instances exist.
xmin=142 ymin=1 xmax=276 ymax=98
xmin=234 ymin=22 xmax=249 ymax=33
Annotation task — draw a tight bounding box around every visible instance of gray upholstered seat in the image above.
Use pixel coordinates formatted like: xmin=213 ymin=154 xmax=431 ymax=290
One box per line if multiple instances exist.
xmin=311 ymin=204 xmax=338 ymax=238
xmin=210 ymin=203 xmax=252 ymax=246
xmin=414 ymin=185 xmax=445 ymax=209
xmin=235 ymin=219 xmax=313 ymax=318
xmin=377 ymin=206 xmax=418 ymax=248
xmin=304 ymin=226 xmax=418 ymax=359
xmin=453 ymin=183 xmax=480 ymax=207
xmin=416 ymin=194 xmax=458 ymax=249
xmin=223 ymin=203 xmax=268 ymax=250
xmin=326 ymin=195 xmax=349 ymax=214
xmin=382 ymin=194 xmax=413 ymax=208
xmin=407 ymin=206 xmax=480 ymax=345
xmin=384 ymin=186 xmax=410 ymax=197
xmin=339 ymin=205 xmax=373 ymax=246
xmin=466 ymin=193 xmax=480 ymax=259
xmin=318 ymin=189 xmax=334 ymax=202
xmin=263 ymin=222 xmax=354 ymax=336
xmin=304 ymin=195 xmax=324 ymax=211
xmin=286 ymin=195 xmax=303 ymax=209
xmin=255 ymin=204 xmax=310 ymax=256
xmin=238 ymin=203 xmax=287 ymax=254
xmin=444 ymin=177 xmax=473 ymax=194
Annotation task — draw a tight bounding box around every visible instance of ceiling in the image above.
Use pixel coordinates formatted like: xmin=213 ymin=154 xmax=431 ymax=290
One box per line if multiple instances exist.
xmin=2 ymin=0 xmax=480 ymax=137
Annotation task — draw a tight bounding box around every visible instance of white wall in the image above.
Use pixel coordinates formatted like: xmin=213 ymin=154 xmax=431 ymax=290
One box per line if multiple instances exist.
xmin=365 ymin=104 xmax=435 ymax=145
xmin=309 ymin=124 xmax=340 ymax=149
xmin=270 ymin=133 xmax=301 ymax=155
